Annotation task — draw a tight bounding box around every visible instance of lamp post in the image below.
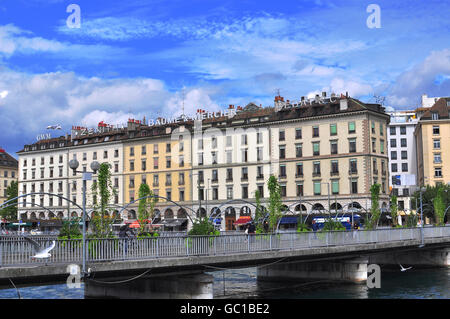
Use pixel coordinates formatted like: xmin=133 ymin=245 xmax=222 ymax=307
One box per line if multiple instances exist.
xmin=419 ymin=186 xmax=426 ymax=247
xmin=68 ymin=156 xmax=100 ymax=278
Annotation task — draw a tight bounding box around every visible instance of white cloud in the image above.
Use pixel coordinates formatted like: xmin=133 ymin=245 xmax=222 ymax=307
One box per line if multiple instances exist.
xmin=0 ymin=90 xmax=8 ymax=99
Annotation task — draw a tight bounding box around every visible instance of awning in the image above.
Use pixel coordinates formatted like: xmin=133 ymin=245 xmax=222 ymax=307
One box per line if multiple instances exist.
xmin=161 ymin=218 xmax=188 ymax=227
xmin=234 ymin=216 xmax=252 ymax=225
xmin=279 ymin=216 xmax=299 ymax=225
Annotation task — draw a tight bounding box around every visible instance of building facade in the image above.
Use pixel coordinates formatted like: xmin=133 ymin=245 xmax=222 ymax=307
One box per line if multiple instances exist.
xmin=16 ymin=93 xmax=391 ymax=231
xmin=0 ymin=148 xmax=18 ymax=205
xmin=415 ymin=97 xmax=450 ymax=187
xmin=387 ymin=111 xmax=418 ymax=217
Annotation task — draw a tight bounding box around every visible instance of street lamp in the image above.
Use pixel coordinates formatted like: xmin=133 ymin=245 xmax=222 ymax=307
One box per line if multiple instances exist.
xmin=69 ymin=156 xmax=100 ymax=278
xmin=419 ymin=186 xmax=426 ymax=247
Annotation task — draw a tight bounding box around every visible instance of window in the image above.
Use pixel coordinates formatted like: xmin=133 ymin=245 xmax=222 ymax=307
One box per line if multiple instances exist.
xmin=241 ymin=134 xmax=248 ymax=145
xmin=400 ymin=138 xmax=407 ymax=147
xmin=198 ymin=171 xmax=204 ymax=183
xmin=242 ymin=186 xmax=249 ymax=199
xmin=241 ymin=167 xmax=248 ymax=180
xmin=331 ymin=160 xmax=339 ymax=174
xmin=166 ymin=156 xmax=171 ymax=168
xmin=212 ymin=169 xmax=218 ymax=182
xmin=257 ymin=132 xmax=263 ymax=144
xmin=142 ymin=175 xmax=147 ymax=185
xmin=142 ymin=160 xmax=146 ymax=171
xmin=212 ymin=188 xmax=218 ymax=200
xmin=179 ymin=172 xmax=185 ymax=185
xmin=153 ymin=157 xmax=158 ymax=169
xmin=380 ymin=123 xmax=384 ymax=136
xmin=241 ymin=149 xmax=248 ymax=162
xmin=400 ymin=126 xmax=406 ymax=135
xmin=403 ymin=188 xmax=409 ymax=197
xmin=114 ymin=149 xmax=119 ymax=158
xmin=295 ymin=128 xmax=302 ymax=139
xmin=391 ymin=163 xmax=398 ymax=172
xmin=226 ymin=151 xmax=232 ymax=163
xmin=153 ymin=174 xmax=159 ymax=186
xmin=390 ymin=126 xmax=396 ymax=135
xmin=296 ymin=144 xmax=303 ymax=157
xmin=166 ymin=173 xmax=172 ymax=186
xmin=434 ymin=167 xmax=442 ymax=178
xmin=129 ymin=147 xmax=134 ymax=156
xmin=179 ymin=156 xmax=184 ymax=167
xmin=313 ymin=161 xmax=321 ymax=176
xmin=141 ymin=146 xmax=146 ymax=155
xmin=166 ymin=143 xmax=171 ymax=153
xmin=330 ymin=124 xmax=337 ymax=136
xmin=351 ymin=179 xmax=358 ymax=194
xmin=348 ymin=139 xmax=356 ymax=153
xmin=279 ymin=130 xmax=285 ymax=141
xmin=129 ymin=176 xmax=135 ymax=188
xmin=257 ymin=166 xmax=264 ymax=179
xmin=257 ymin=185 xmax=264 ymax=198
xmin=314 ymin=182 xmax=321 ymax=195
xmin=313 ymin=142 xmax=320 ymax=156
xmin=371 ymin=121 xmax=375 ymax=134
xmin=401 ymin=151 xmax=408 ymax=160
xmin=332 ymin=180 xmax=339 ymax=194
xmin=348 ymin=122 xmax=356 ymax=133
xmin=296 ymin=163 xmax=303 ymax=177
xmin=279 ymin=165 xmax=286 ymax=177
xmin=432 ymin=112 xmax=439 ymax=120
xmin=280 ymin=185 xmax=287 ymax=197
xmin=391 ymin=151 xmax=397 ymax=160
xmin=227 ymin=187 xmax=233 ymax=200
xmin=198 ymin=153 xmax=203 ymax=165
xmin=257 ymin=147 xmax=263 ymax=161
xmin=313 ymin=126 xmax=319 ymax=137
xmin=154 ymin=144 xmax=159 ymax=153
xmin=372 ymin=138 xmax=376 ymax=152
xmin=129 ymin=160 xmax=134 ymax=171
xmin=433 ymin=126 xmax=440 ymax=135
xmin=103 ymin=150 xmax=108 ymax=159
xmin=212 ymin=137 xmax=217 ymax=149
xmin=226 ymin=136 xmax=232 ymax=147
xmin=380 ymin=140 xmax=385 ymax=154
xmin=226 ymin=168 xmax=233 ymax=181
xmin=434 ymin=153 xmax=442 ymax=163
xmin=349 ymin=159 xmax=357 ymax=174
xmin=279 ymin=146 xmax=286 ymax=159
xmin=433 ymin=139 xmax=441 ymax=149
xmin=297 ymin=183 xmax=304 ymax=196
xmin=331 ymin=140 xmax=338 ymax=154
xmin=390 ymin=139 xmax=397 ymax=148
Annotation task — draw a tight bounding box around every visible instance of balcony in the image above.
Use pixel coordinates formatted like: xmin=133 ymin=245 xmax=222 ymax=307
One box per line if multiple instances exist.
xmin=312 ymin=172 xmax=321 ymax=177
xmin=241 ymin=176 xmax=248 ymax=182
xmin=211 ymin=178 xmax=219 ymax=183
xmin=226 ymin=177 xmax=233 ymax=182
xmin=178 ymin=180 xmax=185 ymax=186
xmin=349 ymin=169 xmax=358 ymax=175
xmin=256 ymin=174 xmax=265 ymax=180
xmin=295 ymin=173 xmax=303 ymax=178
xmin=373 ymin=169 xmax=379 ymax=175
xmin=330 ymin=171 xmax=339 ymax=176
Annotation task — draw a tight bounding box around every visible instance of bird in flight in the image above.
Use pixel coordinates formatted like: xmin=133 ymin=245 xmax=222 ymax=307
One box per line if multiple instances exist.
xmin=24 ymin=236 xmax=56 ymax=259
xmin=399 ymin=264 xmax=412 ymax=272
xmin=47 ymin=124 xmax=62 ymax=130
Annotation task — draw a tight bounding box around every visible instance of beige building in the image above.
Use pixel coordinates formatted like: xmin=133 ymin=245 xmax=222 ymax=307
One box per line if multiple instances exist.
xmin=415 ymin=97 xmax=450 ymax=186
xmin=0 ymin=148 xmax=18 ymax=205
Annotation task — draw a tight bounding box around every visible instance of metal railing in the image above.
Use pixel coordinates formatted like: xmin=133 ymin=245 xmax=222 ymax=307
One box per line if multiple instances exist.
xmin=0 ymin=226 xmax=449 ymax=267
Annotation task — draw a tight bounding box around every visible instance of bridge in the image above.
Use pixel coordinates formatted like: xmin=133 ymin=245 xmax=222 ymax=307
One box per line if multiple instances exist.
xmin=1 ymin=226 xmax=449 ymax=298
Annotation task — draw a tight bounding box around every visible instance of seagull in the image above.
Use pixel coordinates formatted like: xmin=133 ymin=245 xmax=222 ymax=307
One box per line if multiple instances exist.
xmin=47 ymin=124 xmax=61 ymax=130
xmin=399 ymin=264 xmax=412 ymax=272
xmin=24 ymin=236 xmax=56 ymax=259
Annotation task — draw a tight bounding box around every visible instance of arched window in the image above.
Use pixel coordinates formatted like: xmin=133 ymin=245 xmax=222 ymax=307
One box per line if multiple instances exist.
xmin=240 ymin=206 xmax=251 ymax=216
xmin=164 ymin=209 xmax=174 ymax=219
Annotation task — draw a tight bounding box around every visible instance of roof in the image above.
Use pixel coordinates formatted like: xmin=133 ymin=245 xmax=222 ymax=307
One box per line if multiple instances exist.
xmin=0 ymin=149 xmax=18 ymax=168
xmin=419 ymin=98 xmax=450 ymax=120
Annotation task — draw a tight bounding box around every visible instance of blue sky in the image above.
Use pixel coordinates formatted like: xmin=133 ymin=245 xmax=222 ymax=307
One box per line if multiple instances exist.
xmin=0 ymin=0 xmax=450 ymax=156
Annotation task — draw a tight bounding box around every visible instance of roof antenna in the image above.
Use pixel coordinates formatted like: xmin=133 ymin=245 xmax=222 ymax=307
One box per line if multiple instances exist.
xmin=181 ymin=87 xmax=186 ymax=117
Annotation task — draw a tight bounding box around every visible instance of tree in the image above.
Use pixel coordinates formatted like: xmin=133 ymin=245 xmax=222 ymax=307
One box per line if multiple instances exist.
xmin=254 ymin=189 xmax=265 ymax=233
xmin=90 ymin=163 xmax=117 ymax=237
xmin=366 ymin=184 xmax=381 ymax=229
xmin=136 ymin=183 xmax=158 ymax=235
xmin=411 ymin=184 xmax=450 ymax=220
xmin=1 ymin=181 xmax=18 ymax=221
xmin=433 ymin=186 xmax=446 ymax=226
xmin=267 ymin=175 xmax=282 ymax=233
xmin=390 ymin=195 xmax=398 ymax=227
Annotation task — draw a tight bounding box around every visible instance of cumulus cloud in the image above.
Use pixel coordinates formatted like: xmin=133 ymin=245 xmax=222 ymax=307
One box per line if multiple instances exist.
xmin=387 ymin=49 xmax=450 ymax=107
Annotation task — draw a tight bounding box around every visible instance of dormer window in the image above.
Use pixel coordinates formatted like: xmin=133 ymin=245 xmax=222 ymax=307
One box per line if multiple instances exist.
xmin=432 ymin=112 xmax=439 ymax=120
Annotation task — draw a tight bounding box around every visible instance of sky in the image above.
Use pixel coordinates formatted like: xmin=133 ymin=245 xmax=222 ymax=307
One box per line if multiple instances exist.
xmin=0 ymin=0 xmax=449 ymax=156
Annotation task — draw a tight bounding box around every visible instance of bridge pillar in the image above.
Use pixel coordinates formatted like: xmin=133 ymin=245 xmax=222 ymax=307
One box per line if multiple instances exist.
xmin=369 ymin=248 xmax=450 ymax=267
xmin=84 ymin=272 xmax=214 ymax=299
xmin=257 ymin=258 xmax=368 ymax=283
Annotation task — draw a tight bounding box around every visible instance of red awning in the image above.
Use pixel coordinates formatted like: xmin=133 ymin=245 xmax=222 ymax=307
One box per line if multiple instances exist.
xmin=234 ymin=216 xmax=252 ymax=225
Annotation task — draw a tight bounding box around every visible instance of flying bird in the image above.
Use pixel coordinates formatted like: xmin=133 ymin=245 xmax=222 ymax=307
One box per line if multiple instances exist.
xmin=399 ymin=264 xmax=412 ymax=272
xmin=24 ymin=236 xmax=56 ymax=259
xmin=47 ymin=124 xmax=62 ymax=130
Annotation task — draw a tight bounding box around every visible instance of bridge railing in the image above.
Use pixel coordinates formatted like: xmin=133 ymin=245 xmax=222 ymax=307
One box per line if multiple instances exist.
xmin=0 ymin=226 xmax=449 ymax=266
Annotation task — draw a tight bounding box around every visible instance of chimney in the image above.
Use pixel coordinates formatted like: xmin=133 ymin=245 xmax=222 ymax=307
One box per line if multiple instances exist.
xmin=301 ymin=96 xmax=305 ymax=101
xmin=346 ymin=91 xmax=348 ymax=98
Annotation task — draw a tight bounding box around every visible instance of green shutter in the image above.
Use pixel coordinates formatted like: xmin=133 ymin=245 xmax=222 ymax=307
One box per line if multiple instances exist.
xmin=313 ymin=142 xmax=320 ymax=153
xmin=380 ymin=140 xmax=384 ymax=153
xmin=349 ymin=122 xmax=355 ymax=132
xmin=314 ymin=182 xmax=321 ymax=195
xmin=330 ymin=124 xmax=337 ymax=135
xmin=332 ymin=180 xmax=339 ymax=193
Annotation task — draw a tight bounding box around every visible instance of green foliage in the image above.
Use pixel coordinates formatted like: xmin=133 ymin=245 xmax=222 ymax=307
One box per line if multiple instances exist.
xmin=58 ymin=218 xmax=82 ymax=238
xmin=433 ymin=186 xmax=446 ymax=226
xmin=297 ymin=222 xmax=310 ymax=232
xmin=188 ymin=218 xmax=218 ymax=236
xmin=137 ymin=183 xmax=158 ymax=235
xmin=254 ymin=189 xmax=266 ymax=234
xmin=366 ymin=184 xmax=381 ymax=229
xmin=411 ymin=184 xmax=450 ymax=219
xmin=90 ymin=163 xmax=117 ymax=237
xmin=405 ymin=214 xmax=418 ymax=228
xmin=0 ymin=181 xmax=18 ymax=220
xmin=390 ymin=195 xmax=398 ymax=226
xmin=267 ymin=175 xmax=282 ymax=233
xmin=321 ymin=218 xmax=346 ymax=231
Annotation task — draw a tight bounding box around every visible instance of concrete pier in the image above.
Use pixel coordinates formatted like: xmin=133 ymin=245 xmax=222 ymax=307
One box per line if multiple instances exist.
xmin=257 ymin=258 xmax=369 ymax=283
xmin=84 ymin=272 xmax=214 ymax=299
xmin=369 ymin=248 xmax=450 ymax=267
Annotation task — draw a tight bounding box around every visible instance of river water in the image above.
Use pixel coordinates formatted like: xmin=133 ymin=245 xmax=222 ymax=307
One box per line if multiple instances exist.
xmin=0 ymin=267 xmax=448 ymax=299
